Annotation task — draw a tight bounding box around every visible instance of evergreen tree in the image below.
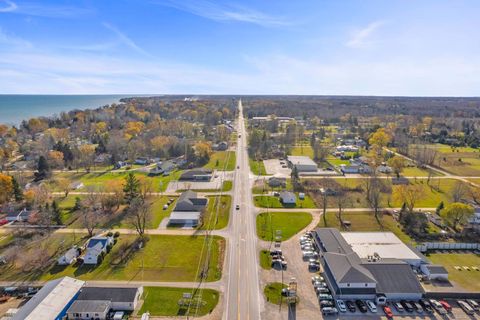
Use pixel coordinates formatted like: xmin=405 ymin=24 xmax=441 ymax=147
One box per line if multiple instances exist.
xmin=11 ymin=176 xmax=23 ymax=201
xmin=52 ymin=200 xmax=62 ymax=225
xmin=35 ymin=155 xmax=51 ymax=180
xmin=123 ymin=172 xmax=140 ymax=204
xmin=73 ymin=197 xmax=82 ymax=211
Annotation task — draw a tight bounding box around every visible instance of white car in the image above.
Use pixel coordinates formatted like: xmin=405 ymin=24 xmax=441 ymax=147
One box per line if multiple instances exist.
xmin=366 ymin=300 xmax=377 ymax=313
xmin=336 ymin=300 xmax=347 ymax=313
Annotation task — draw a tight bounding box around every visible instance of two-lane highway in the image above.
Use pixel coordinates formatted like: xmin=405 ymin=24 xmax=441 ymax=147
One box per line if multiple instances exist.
xmin=224 ymin=100 xmax=262 ymax=320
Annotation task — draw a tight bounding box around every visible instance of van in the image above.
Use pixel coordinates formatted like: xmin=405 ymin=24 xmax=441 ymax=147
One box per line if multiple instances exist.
xmin=458 ymin=300 xmax=474 ymax=315
xmin=466 ymin=299 xmax=479 ymax=311
xmin=429 ymin=299 xmax=446 ymax=315
xmin=366 ymin=300 xmax=377 ymax=313
xmin=321 ymin=307 xmax=338 ymax=316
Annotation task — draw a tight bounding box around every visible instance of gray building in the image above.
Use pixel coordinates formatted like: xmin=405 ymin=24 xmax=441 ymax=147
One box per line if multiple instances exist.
xmin=168 ymin=191 xmax=208 ymax=227
xmin=67 ymin=300 xmax=111 ymax=320
xmin=313 ymin=228 xmax=424 ymax=302
xmin=287 ymin=156 xmax=318 ymax=172
xmin=179 ymin=169 xmax=212 ymax=181
xmin=75 ymin=286 xmax=143 ymax=311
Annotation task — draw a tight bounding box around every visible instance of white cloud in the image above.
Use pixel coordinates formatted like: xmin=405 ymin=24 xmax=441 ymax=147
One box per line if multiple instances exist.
xmin=102 ymin=22 xmax=151 ymax=57
xmin=0 ymin=0 xmax=16 ymax=12
xmin=153 ymin=0 xmax=289 ymax=27
xmin=0 ymin=27 xmax=32 ymax=48
xmin=346 ymin=20 xmax=385 ymax=48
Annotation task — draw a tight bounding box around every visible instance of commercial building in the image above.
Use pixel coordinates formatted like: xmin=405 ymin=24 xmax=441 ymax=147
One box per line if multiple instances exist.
xmin=75 ymin=286 xmax=143 ymax=311
xmin=312 ymin=228 xmax=425 ymax=302
xmin=179 ymin=169 xmax=213 ymax=181
xmin=168 ymin=190 xmax=208 ymax=227
xmin=12 ymin=277 xmax=85 ymax=320
xmin=67 ymin=300 xmax=111 ymax=320
xmin=287 ymin=155 xmax=318 ymax=172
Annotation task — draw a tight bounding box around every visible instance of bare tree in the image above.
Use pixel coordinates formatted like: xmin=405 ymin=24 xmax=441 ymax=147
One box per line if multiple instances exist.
xmin=451 ymin=181 xmax=468 ymax=203
xmin=82 ymin=208 xmax=100 ymax=237
xmin=362 ymin=171 xmax=384 ymax=221
xmin=127 ymin=197 xmax=151 ymax=238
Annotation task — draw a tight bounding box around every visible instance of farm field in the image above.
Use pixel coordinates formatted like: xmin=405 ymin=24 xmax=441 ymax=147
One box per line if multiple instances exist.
xmin=256 ymin=211 xmax=312 ymax=241
xmin=39 ymin=234 xmax=225 ymax=282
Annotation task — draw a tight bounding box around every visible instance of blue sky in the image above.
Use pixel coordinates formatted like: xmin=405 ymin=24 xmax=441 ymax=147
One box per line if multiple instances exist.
xmin=0 ymin=0 xmax=479 ymax=95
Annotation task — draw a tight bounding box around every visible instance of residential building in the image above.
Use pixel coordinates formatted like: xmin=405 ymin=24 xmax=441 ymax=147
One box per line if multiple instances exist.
xmin=179 ymin=169 xmax=212 ymax=181
xmin=212 ymin=141 xmax=228 ymax=151
xmin=12 ymin=277 xmax=85 ymax=320
xmin=58 ymin=246 xmax=81 ymax=266
xmin=6 ymin=208 xmax=36 ymax=222
xmin=279 ymin=191 xmax=296 ymax=205
xmin=83 ymin=237 xmax=113 ymax=265
xmin=168 ymin=191 xmax=208 ymax=227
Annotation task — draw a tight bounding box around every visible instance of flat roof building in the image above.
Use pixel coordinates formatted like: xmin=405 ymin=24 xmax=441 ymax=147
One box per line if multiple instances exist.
xmin=287 ymin=155 xmax=318 ymax=172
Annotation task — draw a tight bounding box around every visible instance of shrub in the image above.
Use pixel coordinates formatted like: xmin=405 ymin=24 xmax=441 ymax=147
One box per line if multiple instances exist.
xmin=107 ymin=231 xmax=113 ymax=237
xmin=114 ymin=231 xmax=120 ymax=238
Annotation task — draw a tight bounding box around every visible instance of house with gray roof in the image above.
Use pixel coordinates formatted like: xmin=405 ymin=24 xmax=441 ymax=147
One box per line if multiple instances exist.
xmin=75 ymin=286 xmax=143 ymax=311
xmin=168 ymin=191 xmax=208 ymax=227
xmin=67 ymin=300 xmax=111 ymax=320
xmin=279 ymin=191 xmax=296 ymax=205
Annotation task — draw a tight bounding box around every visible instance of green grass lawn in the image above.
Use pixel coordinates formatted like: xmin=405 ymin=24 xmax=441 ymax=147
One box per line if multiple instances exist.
xmin=199 ymin=196 xmax=231 ymax=230
xmin=317 ymin=211 xmax=414 ymax=245
xmin=256 ymin=212 xmax=312 ymax=241
xmin=290 ymin=145 xmax=314 ymax=158
xmin=428 ymin=253 xmax=480 ymax=291
xmin=203 ymin=151 xmax=236 ymax=171
xmin=401 ymin=166 xmax=441 ymax=177
xmin=264 ymin=282 xmax=288 ymax=305
xmin=250 ymin=159 xmax=268 ymax=175
xmin=139 ymin=287 xmax=219 ymax=316
xmin=253 ymin=194 xmax=316 ymax=208
xmin=260 ymin=250 xmax=272 ymax=270
xmin=32 ymin=235 xmax=225 ymax=282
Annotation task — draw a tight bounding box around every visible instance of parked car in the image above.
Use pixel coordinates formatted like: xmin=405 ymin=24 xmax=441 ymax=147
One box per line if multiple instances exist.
xmin=383 ymin=305 xmax=394 ymax=319
xmin=313 ymin=281 xmax=327 ymax=289
xmin=393 ymin=301 xmax=404 ymax=312
xmin=466 ymin=299 xmax=479 ymax=311
xmin=336 ymin=300 xmax=347 ymax=313
xmin=401 ymin=300 xmax=414 ymax=312
xmin=355 ymin=300 xmax=368 ymax=313
xmin=411 ymin=301 xmax=423 ymax=313
xmin=0 ymin=219 xmax=8 ymax=226
xmin=321 ymin=307 xmax=338 ymax=316
xmin=346 ymin=300 xmax=356 ymax=312
xmin=319 ymin=300 xmax=334 ymax=308
xmin=308 ymin=263 xmax=320 ymax=271
xmin=458 ymin=300 xmax=475 ymax=315
xmin=317 ymin=294 xmax=333 ymax=301
xmin=366 ymin=300 xmax=377 ymax=313
xmin=315 ymin=287 xmax=330 ymax=294
xmin=429 ymin=299 xmax=447 ymax=315
xmin=311 ymin=275 xmax=324 ymax=283
xmin=439 ymin=300 xmax=452 ymax=313
xmin=419 ymin=299 xmax=433 ymax=313
xmin=270 ymin=250 xmax=282 ymax=256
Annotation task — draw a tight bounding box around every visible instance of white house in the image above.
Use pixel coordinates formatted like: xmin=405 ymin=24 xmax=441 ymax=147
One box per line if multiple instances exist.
xmin=83 ymin=237 xmax=113 ymax=265
xmin=57 ymin=246 xmax=80 ymax=266
xmin=70 ymin=181 xmax=84 ymax=190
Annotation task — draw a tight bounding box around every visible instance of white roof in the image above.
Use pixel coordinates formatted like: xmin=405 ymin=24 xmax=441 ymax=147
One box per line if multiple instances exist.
xmin=287 ymin=155 xmax=317 ymax=166
xmin=169 ymin=211 xmax=201 ymax=221
xmin=341 ymin=232 xmax=421 ymax=261
xmin=13 ymin=277 xmax=85 ymax=320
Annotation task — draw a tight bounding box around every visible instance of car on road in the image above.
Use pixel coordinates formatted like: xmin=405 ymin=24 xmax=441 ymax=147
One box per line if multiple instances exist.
xmin=355 ymin=300 xmax=368 ymax=313
xmin=419 ymin=299 xmax=433 ymax=313
xmin=383 ymin=305 xmax=394 ymax=319
xmin=439 ymin=300 xmax=452 ymax=313
xmin=466 ymin=299 xmax=479 ymax=311
xmin=458 ymin=300 xmax=475 ymax=315
xmin=366 ymin=300 xmax=377 ymax=313
xmin=336 ymin=300 xmax=347 ymax=313
xmin=235 ymin=205 xmax=240 ymax=210
xmin=393 ymin=301 xmax=404 ymax=312
xmin=321 ymin=307 xmax=338 ymax=316
xmin=429 ymin=299 xmax=446 ymax=315
xmin=237 ymin=165 xmax=239 ymax=169
xmin=346 ymin=300 xmax=356 ymax=313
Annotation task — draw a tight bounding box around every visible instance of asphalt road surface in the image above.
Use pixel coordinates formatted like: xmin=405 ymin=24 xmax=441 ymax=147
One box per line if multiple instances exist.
xmin=224 ymin=100 xmax=262 ymax=320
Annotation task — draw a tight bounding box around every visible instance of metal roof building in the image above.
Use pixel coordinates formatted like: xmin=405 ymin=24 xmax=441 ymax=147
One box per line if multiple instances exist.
xmin=287 ymin=155 xmax=318 ymax=172
xmin=12 ymin=277 xmax=85 ymax=320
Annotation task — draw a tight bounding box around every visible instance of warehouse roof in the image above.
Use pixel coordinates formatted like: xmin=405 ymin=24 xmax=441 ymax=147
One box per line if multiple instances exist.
xmin=313 ymin=228 xmax=353 ymax=254
xmin=323 ymin=252 xmax=376 ymax=284
xmin=77 ymin=287 xmax=139 ymax=303
xmin=363 ymin=262 xmax=424 ymax=295
xmin=67 ymin=300 xmax=111 ymax=314
xmin=13 ymin=277 xmax=85 ymax=320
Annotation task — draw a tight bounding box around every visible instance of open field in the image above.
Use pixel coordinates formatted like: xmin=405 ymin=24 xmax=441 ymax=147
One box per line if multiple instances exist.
xmin=290 ymin=145 xmax=314 ymax=158
xmin=203 ymin=151 xmax=236 ymax=171
xmin=250 ymin=158 xmax=267 ymax=175
xmin=57 ymin=196 xmax=177 ymax=229
xmin=139 ymin=287 xmax=219 ymax=316
xmin=428 ymin=253 xmax=480 ymax=292
xmin=2 ymin=234 xmax=226 ymax=282
xmin=317 ymin=211 xmax=414 ymax=245
xmin=264 ymin=282 xmax=288 ymax=305
xmin=254 ymin=194 xmax=316 ymax=208
xmin=252 ymin=178 xmax=293 ymax=194
xmin=256 ymin=211 xmax=312 ymax=241
xmin=199 ymin=195 xmax=231 ymax=230
xmin=53 ymin=170 xmax=183 ymax=192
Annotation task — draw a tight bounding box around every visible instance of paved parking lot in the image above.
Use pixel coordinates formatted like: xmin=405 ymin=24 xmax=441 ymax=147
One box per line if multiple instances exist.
xmin=165 ymin=171 xmax=233 ymax=192
xmin=263 ymin=159 xmax=291 ymax=177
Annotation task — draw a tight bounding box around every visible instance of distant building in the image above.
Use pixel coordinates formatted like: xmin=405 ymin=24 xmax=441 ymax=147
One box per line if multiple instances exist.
xmin=212 ymin=141 xmax=228 ymax=151
xmin=6 ymin=208 xmax=36 ymax=222
xmin=70 ymin=181 xmax=84 ymax=190
xmin=134 ymin=157 xmax=150 ymax=165
xmin=12 ymin=277 xmax=85 ymax=320
xmin=179 ymin=169 xmax=212 ymax=181
xmin=287 ymin=156 xmax=318 ymax=173
xmin=57 ymin=246 xmax=81 ymax=266
xmin=268 ymin=175 xmax=286 ymax=188
xmin=279 ymin=191 xmax=296 ymax=205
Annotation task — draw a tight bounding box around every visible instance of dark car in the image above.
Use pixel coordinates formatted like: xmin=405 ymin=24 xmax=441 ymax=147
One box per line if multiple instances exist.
xmin=401 ymin=300 xmax=414 ymax=312
xmin=355 ymin=300 xmax=368 ymax=313
xmin=346 ymin=300 xmax=356 ymax=313
xmin=419 ymin=299 xmax=434 ymax=314
xmin=319 ymin=300 xmax=334 ymax=308
xmin=235 ymin=205 xmax=240 ymax=210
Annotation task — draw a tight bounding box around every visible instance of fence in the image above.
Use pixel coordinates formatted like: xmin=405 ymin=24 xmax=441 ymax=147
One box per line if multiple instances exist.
xmin=417 ymin=242 xmax=480 ymax=252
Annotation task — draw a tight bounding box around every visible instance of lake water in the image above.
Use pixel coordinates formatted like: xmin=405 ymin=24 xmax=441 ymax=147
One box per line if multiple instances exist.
xmin=0 ymin=95 xmax=135 ymax=125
